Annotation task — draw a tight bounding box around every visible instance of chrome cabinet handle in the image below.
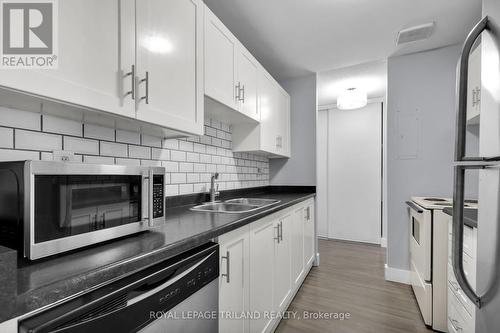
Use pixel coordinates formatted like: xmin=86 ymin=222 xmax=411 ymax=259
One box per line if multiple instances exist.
xmin=452 ymin=165 xmax=483 ymax=308
xmin=235 ymin=82 xmax=241 ymax=101
xmin=240 ymin=85 xmax=245 ymax=103
xmin=124 ymin=65 xmax=135 ymax=100
xmin=455 ymin=16 xmax=489 ymax=162
xmin=221 ymin=251 xmax=230 ymax=283
xmin=279 ymin=221 xmax=283 ymax=242
xmin=139 ymin=71 xmax=149 ymax=104
xmin=274 ymin=224 xmax=280 ymax=243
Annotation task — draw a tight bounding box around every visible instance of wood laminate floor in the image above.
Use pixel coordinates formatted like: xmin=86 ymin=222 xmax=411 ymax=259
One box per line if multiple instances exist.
xmin=275 ymin=239 xmax=435 ymax=333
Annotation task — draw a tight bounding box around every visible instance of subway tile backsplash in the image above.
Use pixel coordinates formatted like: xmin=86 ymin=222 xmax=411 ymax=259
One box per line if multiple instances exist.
xmin=0 ymin=107 xmax=269 ymax=196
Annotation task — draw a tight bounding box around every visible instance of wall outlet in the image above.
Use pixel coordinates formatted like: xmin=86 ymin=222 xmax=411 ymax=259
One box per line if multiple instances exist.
xmin=52 ymin=150 xmax=78 ymax=162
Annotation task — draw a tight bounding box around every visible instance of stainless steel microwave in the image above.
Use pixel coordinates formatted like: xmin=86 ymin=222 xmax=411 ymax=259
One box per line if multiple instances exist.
xmin=0 ymin=161 xmax=165 ymax=260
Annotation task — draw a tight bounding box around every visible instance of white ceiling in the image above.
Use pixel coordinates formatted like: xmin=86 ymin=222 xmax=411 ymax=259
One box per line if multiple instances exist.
xmin=204 ymin=0 xmax=482 ymax=82
xmin=317 ymin=60 xmax=387 ymax=107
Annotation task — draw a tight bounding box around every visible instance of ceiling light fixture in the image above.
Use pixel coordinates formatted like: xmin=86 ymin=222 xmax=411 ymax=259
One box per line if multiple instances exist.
xmin=337 ymin=88 xmax=367 ymax=110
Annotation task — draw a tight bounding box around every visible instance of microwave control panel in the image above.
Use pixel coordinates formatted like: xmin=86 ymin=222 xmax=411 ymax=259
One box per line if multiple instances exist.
xmin=153 ymin=175 xmax=164 ymax=218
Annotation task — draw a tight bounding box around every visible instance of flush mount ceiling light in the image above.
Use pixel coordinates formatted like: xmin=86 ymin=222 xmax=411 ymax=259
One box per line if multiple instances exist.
xmin=337 ymin=88 xmax=367 ymax=110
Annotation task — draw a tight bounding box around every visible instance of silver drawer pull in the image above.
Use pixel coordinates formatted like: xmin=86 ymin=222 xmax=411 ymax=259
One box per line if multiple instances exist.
xmin=124 ymin=64 xmax=135 ymax=100
xmin=139 ymin=71 xmax=149 ymax=104
xmin=274 ymin=224 xmax=280 ymax=243
xmin=221 ymin=251 xmax=230 ymax=283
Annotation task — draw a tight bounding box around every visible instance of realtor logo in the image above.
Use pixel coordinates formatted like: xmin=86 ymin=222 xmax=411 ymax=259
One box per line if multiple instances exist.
xmin=1 ymin=0 xmax=58 ymax=68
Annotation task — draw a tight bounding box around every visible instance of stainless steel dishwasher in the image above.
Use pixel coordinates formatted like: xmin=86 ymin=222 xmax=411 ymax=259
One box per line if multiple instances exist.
xmin=19 ymin=242 xmax=219 ymax=333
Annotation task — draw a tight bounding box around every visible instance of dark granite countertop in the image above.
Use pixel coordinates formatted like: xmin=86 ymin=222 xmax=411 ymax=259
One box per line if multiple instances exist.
xmin=443 ymin=207 xmax=478 ymax=228
xmin=0 ymin=186 xmax=315 ymax=322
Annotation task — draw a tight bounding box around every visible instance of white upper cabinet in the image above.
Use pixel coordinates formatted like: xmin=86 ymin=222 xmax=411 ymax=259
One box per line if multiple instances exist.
xmin=236 ymin=47 xmax=259 ymax=121
xmin=135 ymin=0 xmax=204 ymax=135
xmin=204 ymin=6 xmax=238 ymax=110
xmin=0 ymin=0 xmax=204 ymax=136
xmin=0 ymin=0 xmax=135 ymax=118
xmin=232 ymin=69 xmax=291 ymax=158
xmin=276 ymin=86 xmax=291 ymax=157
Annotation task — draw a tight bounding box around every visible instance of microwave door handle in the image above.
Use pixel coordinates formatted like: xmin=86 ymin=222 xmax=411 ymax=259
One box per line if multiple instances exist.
xmin=147 ymin=169 xmax=154 ymax=227
xmin=455 ymin=16 xmax=490 ymax=162
xmin=452 ymin=165 xmax=483 ymax=308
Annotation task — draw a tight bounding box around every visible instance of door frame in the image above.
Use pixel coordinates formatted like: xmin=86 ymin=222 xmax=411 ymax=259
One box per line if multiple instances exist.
xmin=317 ymin=98 xmax=386 ymax=245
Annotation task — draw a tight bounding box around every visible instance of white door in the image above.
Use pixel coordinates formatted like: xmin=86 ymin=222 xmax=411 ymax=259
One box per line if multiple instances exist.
xmin=249 ymin=217 xmax=275 ymax=333
xmin=236 ymin=47 xmax=259 ymax=121
xmin=273 ymin=215 xmax=292 ymax=311
xmin=327 ymin=102 xmax=382 ymax=244
xmin=316 ymin=110 xmax=329 ymax=238
xmin=219 ymin=226 xmax=250 ymax=333
xmin=291 ymin=206 xmax=304 ymax=287
xmin=0 ymin=0 xmax=135 ymax=118
xmin=204 ymin=6 xmax=238 ymax=110
xmin=135 ymin=0 xmax=203 ymax=135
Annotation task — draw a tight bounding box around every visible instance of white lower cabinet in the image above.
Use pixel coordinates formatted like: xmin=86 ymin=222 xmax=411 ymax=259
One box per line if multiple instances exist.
xmin=219 ymin=225 xmax=250 ymax=333
xmin=303 ymin=203 xmax=315 ymax=268
xmin=249 ymin=216 xmax=276 ymax=333
xmin=273 ymin=214 xmax=292 ymax=312
xmin=291 ymin=206 xmax=305 ymax=287
xmin=219 ymin=198 xmax=315 ymax=333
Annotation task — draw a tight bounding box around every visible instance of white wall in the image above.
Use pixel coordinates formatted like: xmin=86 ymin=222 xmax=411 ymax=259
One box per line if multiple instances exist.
xmin=269 ymin=74 xmax=317 ymax=185
xmin=386 ymin=45 xmax=461 ymax=272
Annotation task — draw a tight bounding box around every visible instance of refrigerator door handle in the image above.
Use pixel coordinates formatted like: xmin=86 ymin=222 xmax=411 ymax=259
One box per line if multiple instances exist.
xmin=455 ymin=16 xmax=494 ymax=162
xmin=452 ymin=165 xmax=484 ymax=308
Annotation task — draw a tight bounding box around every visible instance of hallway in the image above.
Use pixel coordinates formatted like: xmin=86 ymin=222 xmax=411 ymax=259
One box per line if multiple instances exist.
xmin=276 ymin=239 xmax=434 ymax=333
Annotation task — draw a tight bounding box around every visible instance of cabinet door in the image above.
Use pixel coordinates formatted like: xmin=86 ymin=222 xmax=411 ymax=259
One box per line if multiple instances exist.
xmin=204 ymin=6 xmax=238 ymax=110
xmin=135 ymin=0 xmax=204 ymax=135
xmin=219 ymin=226 xmax=250 ymax=333
xmin=273 ymin=214 xmax=292 ymax=311
xmin=303 ymin=202 xmax=315 ymax=267
xmin=277 ymin=88 xmax=291 ymax=157
xmin=236 ymin=47 xmax=259 ymax=121
xmin=291 ymin=206 xmax=305 ymax=287
xmin=249 ymin=217 xmax=276 ymax=333
xmin=258 ymin=71 xmax=278 ymax=154
xmin=0 ymin=0 xmax=135 ymax=118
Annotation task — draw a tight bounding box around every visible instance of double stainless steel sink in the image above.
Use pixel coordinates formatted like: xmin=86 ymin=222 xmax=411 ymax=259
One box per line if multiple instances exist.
xmin=191 ymin=198 xmax=281 ymax=213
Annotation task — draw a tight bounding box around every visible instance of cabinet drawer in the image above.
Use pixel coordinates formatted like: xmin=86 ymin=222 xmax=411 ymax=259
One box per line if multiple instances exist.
xmin=448 ymin=285 xmax=474 ymax=333
xmin=448 ymin=264 xmax=475 ymax=317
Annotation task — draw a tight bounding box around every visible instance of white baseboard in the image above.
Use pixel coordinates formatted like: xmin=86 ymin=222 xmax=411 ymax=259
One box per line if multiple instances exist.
xmin=380 ymin=237 xmax=387 ymax=248
xmin=384 ymin=264 xmax=411 ymax=284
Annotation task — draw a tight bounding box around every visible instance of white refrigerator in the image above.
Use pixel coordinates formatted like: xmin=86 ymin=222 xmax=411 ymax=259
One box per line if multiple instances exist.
xmin=452 ymin=0 xmax=500 ymax=332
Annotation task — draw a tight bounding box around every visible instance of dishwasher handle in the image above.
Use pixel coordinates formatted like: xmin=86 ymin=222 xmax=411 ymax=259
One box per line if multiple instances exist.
xmin=19 ymin=243 xmax=219 ymax=333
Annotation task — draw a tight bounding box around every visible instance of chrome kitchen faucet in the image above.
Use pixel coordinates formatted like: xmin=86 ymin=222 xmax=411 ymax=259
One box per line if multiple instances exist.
xmin=210 ymin=173 xmax=220 ymax=203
